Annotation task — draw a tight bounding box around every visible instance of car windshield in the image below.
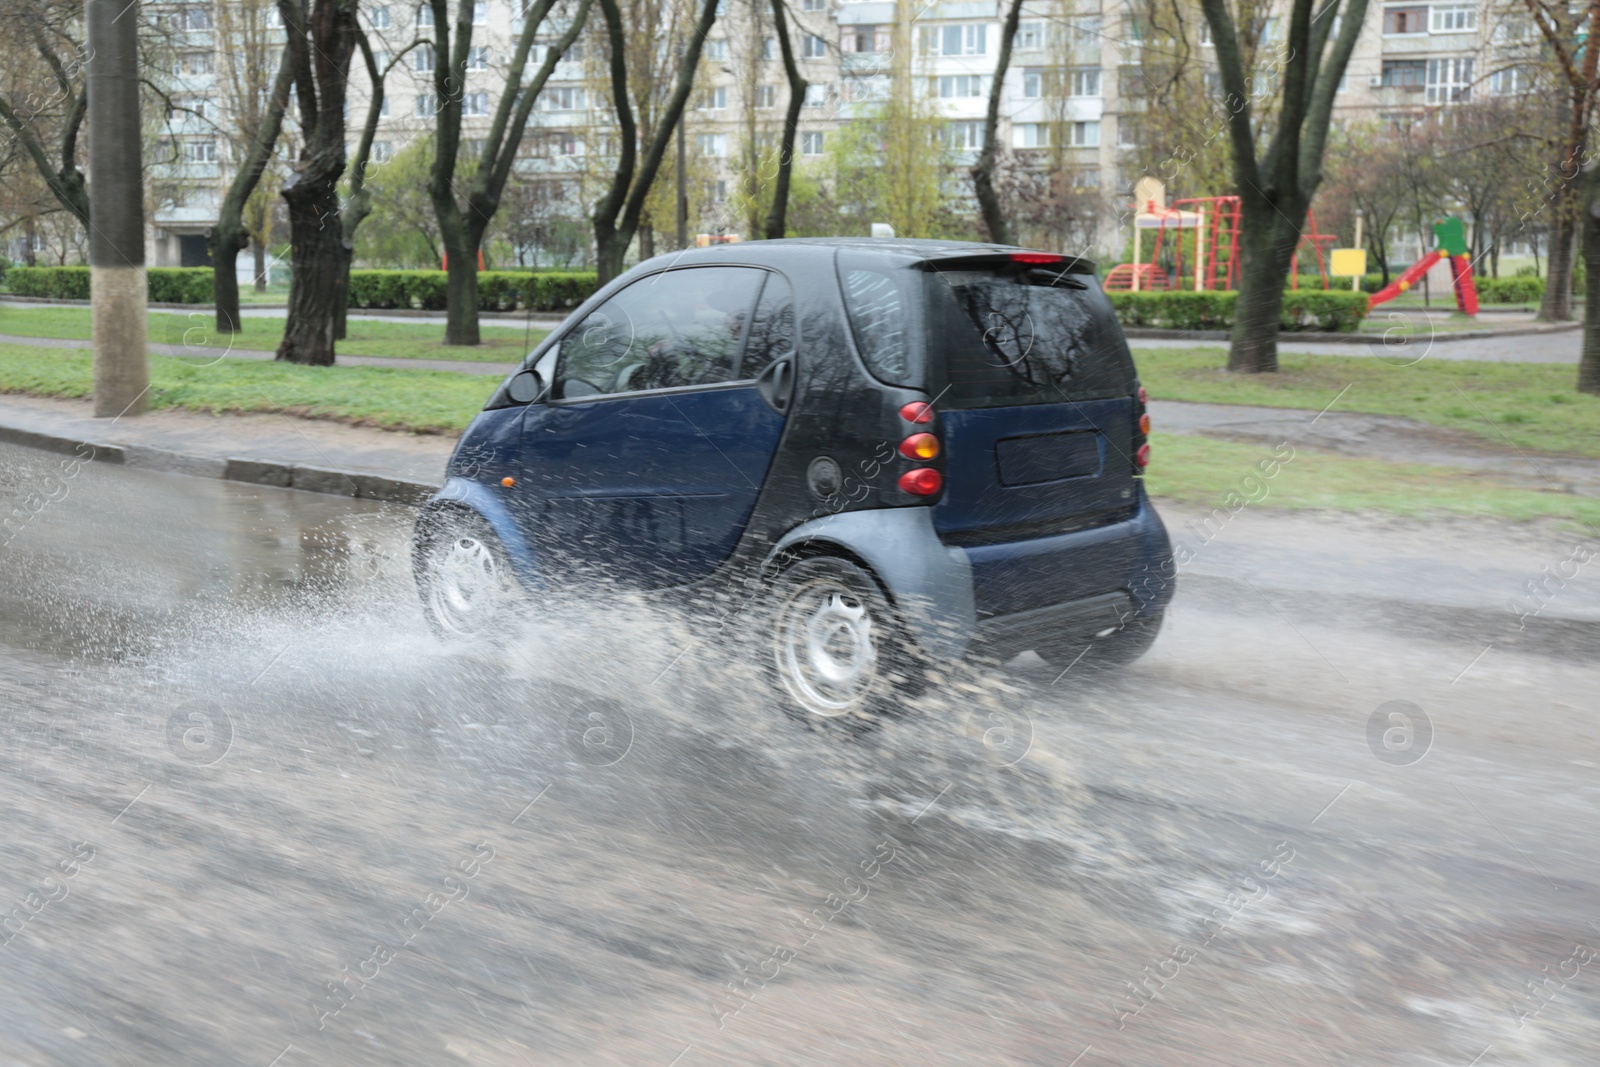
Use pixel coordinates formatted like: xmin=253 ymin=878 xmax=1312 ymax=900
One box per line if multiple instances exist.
xmin=924 ymin=266 xmax=1136 ymax=408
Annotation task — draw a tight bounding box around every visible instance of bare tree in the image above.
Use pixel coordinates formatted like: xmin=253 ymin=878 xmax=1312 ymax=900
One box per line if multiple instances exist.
xmin=760 ymin=0 xmax=806 ymax=239
xmin=972 ymin=0 xmax=1025 ymax=244
xmin=0 ymin=0 xmax=90 ymax=227
xmin=1198 ymin=0 xmax=1369 ymax=372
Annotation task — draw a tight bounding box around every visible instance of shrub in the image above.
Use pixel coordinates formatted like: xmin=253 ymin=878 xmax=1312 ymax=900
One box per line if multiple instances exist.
xmin=7 ymin=265 xmax=214 ymax=303
xmin=1108 ymin=289 xmax=1369 ymax=332
xmin=347 ymin=270 xmax=414 ymax=309
xmin=405 ymin=272 xmax=448 ymax=310
xmin=1476 ymin=276 xmax=1544 ymax=304
xmin=6 ymin=266 xmax=91 ymax=299
xmin=146 ymin=267 xmax=214 ymax=304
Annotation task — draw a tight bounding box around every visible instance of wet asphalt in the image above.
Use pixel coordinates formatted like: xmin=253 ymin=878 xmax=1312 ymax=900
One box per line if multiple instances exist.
xmin=0 ymin=442 xmax=1596 ymax=1066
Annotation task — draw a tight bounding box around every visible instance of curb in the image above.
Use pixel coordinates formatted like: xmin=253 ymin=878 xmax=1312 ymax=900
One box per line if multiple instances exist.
xmin=0 ymin=422 xmax=438 ymax=506
xmin=1123 ymin=322 xmax=1583 ymax=344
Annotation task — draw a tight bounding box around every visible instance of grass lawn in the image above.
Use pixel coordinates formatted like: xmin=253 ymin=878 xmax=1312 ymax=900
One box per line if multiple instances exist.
xmin=0 ymin=305 xmax=545 ymax=363
xmin=1146 ymin=432 xmax=1600 ymax=528
xmin=1131 ymin=347 xmax=1600 ymax=459
xmin=0 ymin=344 xmax=492 ymax=434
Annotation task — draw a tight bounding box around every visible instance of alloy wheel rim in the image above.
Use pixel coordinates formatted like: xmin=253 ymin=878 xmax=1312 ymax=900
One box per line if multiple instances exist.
xmin=427 ymin=535 xmax=503 ymax=634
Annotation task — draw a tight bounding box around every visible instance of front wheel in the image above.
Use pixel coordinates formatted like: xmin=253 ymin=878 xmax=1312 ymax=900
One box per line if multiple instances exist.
xmin=764 ymin=557 xmax=919 ymax=728
xmin=414 ymin=511 xmax=521 ymax=639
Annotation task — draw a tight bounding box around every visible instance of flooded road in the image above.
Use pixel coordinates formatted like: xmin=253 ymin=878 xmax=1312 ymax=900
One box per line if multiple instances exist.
xmin=0 ymin=441 xmax=1596 ymax=1066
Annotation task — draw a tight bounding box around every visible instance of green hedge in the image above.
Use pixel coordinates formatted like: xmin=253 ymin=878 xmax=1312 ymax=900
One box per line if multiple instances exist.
xmin=6 ymin=266 xmax=215 ymax=303
xmin=7 ymin=265 xmax=599 ymax=312
xmin=1476 ymin=276 xmax=1544 ymax=304
xmin=347 ymin=270 xmax=597 ymax=312
xmin=1108 ymin=289 xmax=1370 ymax=332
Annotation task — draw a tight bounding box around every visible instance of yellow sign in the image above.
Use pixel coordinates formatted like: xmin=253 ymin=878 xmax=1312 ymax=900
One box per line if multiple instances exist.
xmin=1330 ymin=248 xmax=1368 ymax=277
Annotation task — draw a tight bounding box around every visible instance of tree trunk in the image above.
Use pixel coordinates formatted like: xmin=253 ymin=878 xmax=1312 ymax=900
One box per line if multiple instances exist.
xmin=762 ymin=0 xmax=806 ymax=240
xmin=214 ymin=251 xmax=244 ymax=332
xmin=1228 ymin=206 xmax=1299 ymax=374
xmin=442 ymin=251 xmax=481 ymax=345
xmin=334 ymin=242 xmax=353 ymax=340
xmin=1580 ymin=162 xmax=1600 ymax=394
xmin=277 ymin=175 xmax=344 ymax=365
xmin=253 ymin=240 xmax=268 ymax=292
xmin=1540 ymin=190 xmax=1577 ymax=321
xmin=972 ymin=0 xmax=1024 ymax=245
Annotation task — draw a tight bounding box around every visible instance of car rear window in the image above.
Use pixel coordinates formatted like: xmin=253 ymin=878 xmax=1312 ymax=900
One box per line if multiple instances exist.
xmin=923 ymin=266 xmax=1136 ymax=408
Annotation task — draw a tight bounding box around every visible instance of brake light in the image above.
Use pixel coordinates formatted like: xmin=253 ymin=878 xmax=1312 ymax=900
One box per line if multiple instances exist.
xmin=1136 ymin=444 xmax=1151 ymax=468
xmin=899 ymin=401 xmax=934 ymax=424
xmin=1138 ymin=385 xmax=1148 ymax=405
xmin=1139 ymin=413 xmax=1151 ymax=434
xmin=1011 ymin=252 xmax=1064 ymax=265
xmin=898 ymin=468 xmax=943 ymax=496
xmin=898 ymin=433 xmax=940 ymax=460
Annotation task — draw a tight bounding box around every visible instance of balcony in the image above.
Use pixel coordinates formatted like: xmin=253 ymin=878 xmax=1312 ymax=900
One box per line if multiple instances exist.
xmin=840 ymin=50 xmax=892 ymax=71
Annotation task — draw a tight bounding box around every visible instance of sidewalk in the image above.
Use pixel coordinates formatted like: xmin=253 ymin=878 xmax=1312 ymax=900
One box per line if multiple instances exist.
xmin=0 ymin=332 xmax=519 ymax=377
xmin=0 ymin=393 xmax=454 ymax=504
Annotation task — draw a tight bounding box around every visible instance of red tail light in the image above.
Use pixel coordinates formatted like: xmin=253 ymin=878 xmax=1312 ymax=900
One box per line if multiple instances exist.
xmin=898 ymin=468 xmax=943 ymax=496
xmin=898 ymin=433 xmax=940 ymax=460
xmin=899 ymin=401 xmax=934 ymax=424
xmin=1135 ymin=444 xmax=1151 ymax=468
xmin=1011 ymin=252 xmax=1064 ymax=265
xmin=1138 ymin=385 xmax=1148 ymax=405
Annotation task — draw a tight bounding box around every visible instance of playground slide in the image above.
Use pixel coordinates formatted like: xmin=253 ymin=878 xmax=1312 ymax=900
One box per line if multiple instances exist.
xmin=1367 ymin=216 xmax=1479 ymax=315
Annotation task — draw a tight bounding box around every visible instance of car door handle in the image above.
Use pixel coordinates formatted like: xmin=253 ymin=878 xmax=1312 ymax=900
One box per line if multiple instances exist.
xmin=756 ymin=356 xmax=795 ymax=414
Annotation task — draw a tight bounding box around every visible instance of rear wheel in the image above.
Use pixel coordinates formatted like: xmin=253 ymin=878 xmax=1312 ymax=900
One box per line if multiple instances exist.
xmin=764 ymin=557 xmax=917 ymax=728
xmin=414 ymin=511 xmax=521 ymax=639
xmin=1034 ymin=612 xmax=1164 ymax=675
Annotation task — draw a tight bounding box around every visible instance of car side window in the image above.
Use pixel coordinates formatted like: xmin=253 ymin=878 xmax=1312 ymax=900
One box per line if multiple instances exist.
xmin=739 ymin=273 xmax=795 ymax=380
xmin=556 ymin=266 xmax=766 ymax=399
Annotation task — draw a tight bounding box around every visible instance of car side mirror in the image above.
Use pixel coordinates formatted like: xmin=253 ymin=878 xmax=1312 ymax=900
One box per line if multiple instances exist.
xmin=506 ymin=368 xmax=545 ymax=404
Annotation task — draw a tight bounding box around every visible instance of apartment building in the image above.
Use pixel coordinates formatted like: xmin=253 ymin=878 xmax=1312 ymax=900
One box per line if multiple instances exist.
xmin=139 ymin=0 xmax=1545 ymax=268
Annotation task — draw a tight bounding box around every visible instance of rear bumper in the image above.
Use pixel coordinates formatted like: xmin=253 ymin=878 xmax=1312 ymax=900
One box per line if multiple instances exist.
xmin=976 ymin=592 xmax=1135 ymax=659
xmin=957 ymin=488 xmax=1175 ymax=627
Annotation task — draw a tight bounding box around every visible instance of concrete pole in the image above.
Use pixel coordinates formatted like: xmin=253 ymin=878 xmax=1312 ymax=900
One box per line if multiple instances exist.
xmin=87 ymin=0 xmax=149 ymax=418
xmin=1353 ymin=211 xmax=1365 ymax=292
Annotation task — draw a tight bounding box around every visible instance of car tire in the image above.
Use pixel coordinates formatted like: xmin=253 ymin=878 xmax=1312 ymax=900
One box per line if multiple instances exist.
xmin=764 ymin=556 xmax=920 ymax=729
xmin=1033 ymin=611 xmax=1164 ymax=676
xmin=414 ymin=510 xmax=522 ymax=639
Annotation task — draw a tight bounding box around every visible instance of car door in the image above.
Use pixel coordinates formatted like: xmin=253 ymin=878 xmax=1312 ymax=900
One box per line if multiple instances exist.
xmin=514 ymin=265 xmax=795 ymax=589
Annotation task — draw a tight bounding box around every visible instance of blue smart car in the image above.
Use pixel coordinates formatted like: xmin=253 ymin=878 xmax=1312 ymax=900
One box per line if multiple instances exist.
xmin=413 ymin=239 xmax=1174 ymax=721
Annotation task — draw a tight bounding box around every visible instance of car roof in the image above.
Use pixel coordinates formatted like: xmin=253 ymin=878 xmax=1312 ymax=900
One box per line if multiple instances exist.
xmin=633 ymin=238 xmax=1095 ymax=274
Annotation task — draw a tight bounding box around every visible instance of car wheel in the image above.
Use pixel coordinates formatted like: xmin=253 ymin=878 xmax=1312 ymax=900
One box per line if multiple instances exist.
xmin=1034 ymin=611 xmax=1164 ymax=676
xmin=765 ymin=557 xmax=916 ymax=727
xmin=414 ymin=511 xmax=521 ymax=639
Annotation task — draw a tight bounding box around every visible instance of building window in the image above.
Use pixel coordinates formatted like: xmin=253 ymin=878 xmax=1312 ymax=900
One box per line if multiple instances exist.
xmin=801 ymin=130 xmax=825 ymax=155
xmin=802 ymin=34 xmax=827 ymax=58
xmin=803 ymin=82 xmax=831 ymax=106
xmin=414 ymin=44 xmax=434 ymax=71
xmin=463 ymin=92 xmax=490 ymax=115
xmin=802 ymin=0 xmax=826 ymax=9
xmin=379 ymin=94 xmax=390 ymax=116
xmin=698 ymin=86 xmax=727 ymax=109
xmin=1494 ymin=16 xmax=1534 ymax=42
xmin=1431 ymin=3 xmax=1475 ymax=31
xmin=183 ymin=6 xmax=212 ymax=30
xmin=1070 ymin=120 xmax=1099 ymax=147
xmin=178 ymin=52 xmax=213 ymax=75
xmin=705 ymin=38 xmax=728 ymax=60
xmin=1426 ymin=56 xmax=1473 ymax=103
xmin=935 ymin=74 xmax=989 ymax=98
xmin=841 ymin=26 xmax=890 ymax=53
xmin=553 ymin=133 xmax=581 ymax=156
xmin=1013 ymin=123 xmax=1048 ymax=148
xmin=416 ymin=93 xmax=438 ymax=116
xmin=947 ymin=120 xmax=984 ymax=150
xmin=1074 ymin=168 xmax=1100 ymax=189
xmin=417 ymin=4 xmax=433 ymax=27
xmin=1383 ymin=6 xmax=1428 ymax=34
xmin=1022 ymin=69 xmax=1043 ymax=98
xmin=184 ymin=140 xmax=217 ymax=163
xmin=467 ymin=47 xmax=489 ymax=70
xmin=544 ymin=86 xmax=586 ymax=110
xmin=1016 ymin=21 xmax=1043 ymax=50
xmin=369 ymin=6 xmax=391 ymax=28
xmin=1119 ymin=67 xmax=1147 ymax=98
xmin=843 ymin=75 xmax=890 ymax=102
xmin=697 ymin=132 xmax=727 ymax=157
xmin=1490 ymin=64 xmax=1534 ymax=95
xmin=756 ymin=84 xmax=777 ymax=108
xmin=1381 ymin=58 xmax=1426 ymax=88
xmin=920 ymin=23 xmax=987 ymax=56
xmin=1071 ymin=15 xmax=1101 ymax=48
xmin=762 ymin=37 xmax=776 ymax=60
xmin=372 ymin=141 xmax=394 ymax=163
xmin=473 ymin=0 xmax=487 ymax=22
xmin=1198 ymin=20 xmax=1212 ymax=45
xmin=1070 ymin=68 xmax=1100 ymax=96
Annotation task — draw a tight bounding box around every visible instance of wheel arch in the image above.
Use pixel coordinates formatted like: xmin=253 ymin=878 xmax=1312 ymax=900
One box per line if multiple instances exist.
xmin=415 ymin=478 xmax=546 ymax=591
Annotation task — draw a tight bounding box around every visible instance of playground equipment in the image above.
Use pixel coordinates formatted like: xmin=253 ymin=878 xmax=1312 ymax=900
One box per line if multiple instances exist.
xmin=1367 ymin=216 xmax=1479 ymax=315
xmin=1104 ymin=177 xmax=1336 ymax=292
